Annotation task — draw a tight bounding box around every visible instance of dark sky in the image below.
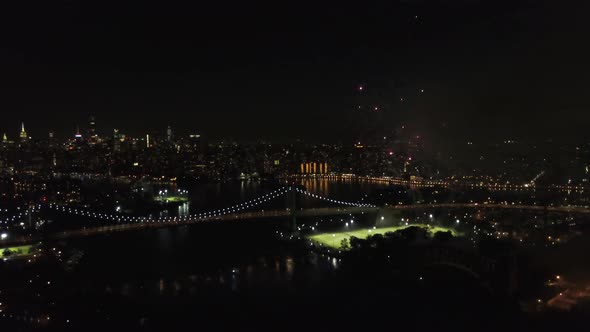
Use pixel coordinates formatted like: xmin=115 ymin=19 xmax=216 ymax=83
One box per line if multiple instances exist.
xmin=1 ymin=0 xmax=589 ymax=143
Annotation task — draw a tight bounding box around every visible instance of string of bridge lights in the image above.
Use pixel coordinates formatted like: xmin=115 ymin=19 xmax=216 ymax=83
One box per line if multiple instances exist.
xmin=0 ymin=205 xmax=42 ymax=224
xmin=295 ymin=188 xmax=376 ymax=208
xmin=0 ymin=212 xmax=28 ymax=224
xmin=1 ymin=187 xmax=374 ymax=227
xmin=45 ymin=187 xmax=291 ymax=224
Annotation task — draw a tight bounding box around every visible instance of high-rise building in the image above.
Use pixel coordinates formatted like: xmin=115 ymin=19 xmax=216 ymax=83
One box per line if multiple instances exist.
xmin=19 ymin=122 xmax=28 ymax=141
xmin=167 ymin=126 xmax=173 ymax=142
xmin=75 ymin=125 xmax=83 ymax=140
xmin=113 ymin=129 xmax=121 ymax=152
xmin=188 ymin=134 xmax=201 ymax=149
xmin=89 ymin=115 xmax=96 ymax=138
xmin=2 ymin=133 xmax=7 ymax=144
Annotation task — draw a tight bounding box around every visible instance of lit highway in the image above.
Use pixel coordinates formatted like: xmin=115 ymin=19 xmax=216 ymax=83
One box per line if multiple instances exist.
xmin=289 ymin=174 xmax=589 ymax=192
xmin=4 ymin=202 xmax=590 ymax=246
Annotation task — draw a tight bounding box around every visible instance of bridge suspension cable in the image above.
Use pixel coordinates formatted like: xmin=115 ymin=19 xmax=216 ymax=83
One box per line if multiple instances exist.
xmin=0 ymin=211 xmax=28 ymax=225
xmin=46 ymin=187 xmax=290 ymax=224
xmin=10 ymin=186 xmax=375 ymax=228
xmin=0 ymin=205 xmax=42 ymax=225
xmin=295 ymin=188 xmax=376 ymax=208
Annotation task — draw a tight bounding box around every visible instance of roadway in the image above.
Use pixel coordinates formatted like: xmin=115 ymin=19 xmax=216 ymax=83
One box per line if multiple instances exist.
xmin=3 ymin=202 xmax=590 ymax=246
xmin=288 ymin=174 xmax=589 ymax=192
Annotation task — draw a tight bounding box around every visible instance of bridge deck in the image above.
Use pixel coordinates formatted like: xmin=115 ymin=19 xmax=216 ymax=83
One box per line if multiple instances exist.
xmin=3 ymin=203 xmax=589 ymax=246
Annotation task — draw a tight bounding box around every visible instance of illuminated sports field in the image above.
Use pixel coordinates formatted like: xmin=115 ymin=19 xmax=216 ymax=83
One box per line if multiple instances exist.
xmin=155 ymin=196 xmax=189 ymax=203
xmin=1 ymin=244 xmax=37 ymax=257
xmin=307 ymin=224 xmax=461 ymax=249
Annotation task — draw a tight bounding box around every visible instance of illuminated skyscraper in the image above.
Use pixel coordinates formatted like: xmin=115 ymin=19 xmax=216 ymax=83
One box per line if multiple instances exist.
xmin=89 ymin=115 xmax=97 ymax=141
xmin=19 ymin=122 xmax=28 ymax=141
xmin=2 ymin=133 xmax=7 ymax=144
xmin=75 ymin=125 xmax=83 ymax=140
xmin=48 ymin=131 xmax=56 ymax=148
xmin=167 ymin=126 xmax=173 ymax=142
xmin=113 ymin=129 xmax=121 ymax=152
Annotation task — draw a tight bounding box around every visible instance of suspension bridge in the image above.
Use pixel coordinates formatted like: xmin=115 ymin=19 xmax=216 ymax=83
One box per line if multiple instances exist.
xmin=1 ymin=185 xmax=590 ymax=245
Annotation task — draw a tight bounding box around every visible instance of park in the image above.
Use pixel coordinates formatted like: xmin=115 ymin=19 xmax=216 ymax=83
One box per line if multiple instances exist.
xmin=307 ymin=224 xmax=461 ymax=249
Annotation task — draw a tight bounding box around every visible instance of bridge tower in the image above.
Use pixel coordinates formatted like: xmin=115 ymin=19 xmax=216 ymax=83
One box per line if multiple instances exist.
xmin=285 ymin=181 xmax=305 ymax=233
xmin=288 ymin=186 xmax=298 ymax=233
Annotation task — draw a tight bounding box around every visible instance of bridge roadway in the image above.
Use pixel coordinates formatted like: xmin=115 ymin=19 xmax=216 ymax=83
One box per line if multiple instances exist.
xmin=289 ymin=174 xmax=589 ymax=192
xmin=4 ymin=203 xmax=590 ymax=245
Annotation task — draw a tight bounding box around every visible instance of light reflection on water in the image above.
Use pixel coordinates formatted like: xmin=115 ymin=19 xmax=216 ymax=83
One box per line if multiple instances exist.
xmin=153 ymin=178 xmax=386 ymax=217
xmin=104 ymin=253 xmax=339 ymax=298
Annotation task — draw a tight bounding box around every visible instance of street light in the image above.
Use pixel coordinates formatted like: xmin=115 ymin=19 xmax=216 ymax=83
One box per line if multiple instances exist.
xmin=0 ymin=233 xmax=7 ymax=240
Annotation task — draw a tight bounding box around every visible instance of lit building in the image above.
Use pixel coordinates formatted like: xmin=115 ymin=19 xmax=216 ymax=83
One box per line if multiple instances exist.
xmin=188 ymin=134 xmax=201 ymax=148
xmin=75 ymin=125 xmax=83 ymax=141
xmin=19 ymin=122 xmax=28 ymax=141
xmin=167 ymin=126 xmax=173 ymax=142
xmin=88 ymin=115 xmax=97 ymax=142
xmin=301 ymin=161 xmax=328 ymax=174
xmin=113 ymin=129 xmax=121 ymax=152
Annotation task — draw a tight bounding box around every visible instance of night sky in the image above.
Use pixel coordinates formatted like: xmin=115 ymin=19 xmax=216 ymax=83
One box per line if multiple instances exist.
xmin=1 ymin=0 xmax=589 ymax=142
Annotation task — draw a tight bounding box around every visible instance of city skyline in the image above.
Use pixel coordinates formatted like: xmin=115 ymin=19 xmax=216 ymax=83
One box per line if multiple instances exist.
xmin=2 ymin=1 xmax=590 ymax=142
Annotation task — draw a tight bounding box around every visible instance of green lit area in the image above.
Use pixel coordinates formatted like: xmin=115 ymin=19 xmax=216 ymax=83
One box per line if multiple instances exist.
xmin=154 ymin=196 xmax=189 ymax=203
xmin=308 ymin=224 xmax=461 ymax=250
xmin=1 ymin=244 xmax=37 ymax=257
